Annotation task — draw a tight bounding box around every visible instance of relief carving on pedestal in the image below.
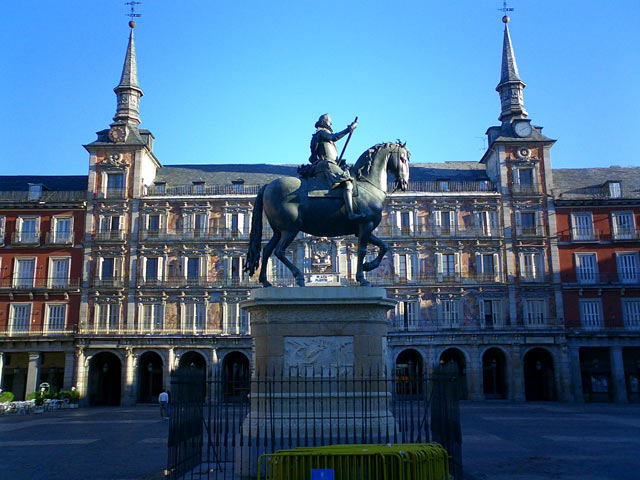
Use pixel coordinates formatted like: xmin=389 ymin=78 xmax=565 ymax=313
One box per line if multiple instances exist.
xmin=284 ymin=336 xmax=354 ymax=376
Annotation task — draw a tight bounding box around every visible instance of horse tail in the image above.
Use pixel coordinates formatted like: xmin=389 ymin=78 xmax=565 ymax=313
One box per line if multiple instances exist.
xmin=245 ymin=185 xmax=265 ymax=276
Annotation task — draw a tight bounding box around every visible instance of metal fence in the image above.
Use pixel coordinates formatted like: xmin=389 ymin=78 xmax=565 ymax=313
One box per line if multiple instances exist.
xmin=167 ymin=364 xmax=462 ymax=480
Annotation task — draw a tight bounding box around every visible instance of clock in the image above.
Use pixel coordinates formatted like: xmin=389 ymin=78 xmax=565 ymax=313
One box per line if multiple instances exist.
xmin=108 ymin=126 xmax=126 ymax=143
xmin=513 ymin=121 xmax=532 ymax=138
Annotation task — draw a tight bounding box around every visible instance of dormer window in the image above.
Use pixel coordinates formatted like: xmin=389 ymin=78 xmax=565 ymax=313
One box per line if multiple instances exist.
xmin=608 ymin=182 xmax=621 ymax=198
xmin=154 ymin=182 xmax=166 ymax=194
xmin=232 ymin=178 xmax=245 ymax=194
xmin=28 ymin=184 xmax=43 ymax=201
xmin=192 ymin=181 xmax=205 ymax=195
xmin=437 ymin=180 xmax=450 ymax=192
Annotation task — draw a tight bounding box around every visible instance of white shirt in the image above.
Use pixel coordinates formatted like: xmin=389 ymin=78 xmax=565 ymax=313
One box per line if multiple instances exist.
xmin=158 ymin=392 xmax=169 ymax=402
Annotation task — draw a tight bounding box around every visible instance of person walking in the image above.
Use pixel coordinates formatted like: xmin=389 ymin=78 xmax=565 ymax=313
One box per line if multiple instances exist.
xmin=158 ymin=389 xmax=169 ymax=419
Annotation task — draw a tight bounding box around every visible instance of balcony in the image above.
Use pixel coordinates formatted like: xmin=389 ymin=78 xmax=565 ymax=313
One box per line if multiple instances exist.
xmin=612 ymin=228 xmax=640 ymax=242
xmin=77 ymin=326 xmax=229 ymax=336
xmin=374 ymin=225 xmax=503 ymax=239
xmin=0 ymin=277 xmax=81 ymax=290
xmin=0 ymin=230 xmax=4 ymax=246
xmin=45 ymin=231 xmax=74 ymax=245
xmin=512 ymin=183 xmax=542 ymax=195
xmin=563 ymin=272 xmax=640 ymax=287
xmin=11 ymin=230 xmax=41 ymax=245
xmin=138 ymin=276 xmax=260 ymax=288
xmin=516 ymin=226 xmax=544 ymax=237
xmin=350 ymin=273 xmax=505 ymax=286
xmin=0 ymin=328 xmax=75 ymax=338
xmin=94 ymin=229 xmax=126 ymax=242
xmin=139 ymin=228 xmax=250 ymax=242
xmin=98 ymin=188 xmax=126 ymax=199
xmin=146 ymin=184 xmax=262 ymax=197
xmin=93 ymin=278 xmax=126 ymax=288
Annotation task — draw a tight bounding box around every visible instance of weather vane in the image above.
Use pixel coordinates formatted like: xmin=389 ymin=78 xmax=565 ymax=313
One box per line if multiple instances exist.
xmin=499 ymin=1 xmax=514 ymax=23
xmin=126 ymin=1 xmax=141 ymax=22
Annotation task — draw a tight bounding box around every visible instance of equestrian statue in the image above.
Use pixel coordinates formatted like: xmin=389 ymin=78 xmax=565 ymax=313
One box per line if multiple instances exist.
xmin=245 ymin=114 xmax=410 ymax=287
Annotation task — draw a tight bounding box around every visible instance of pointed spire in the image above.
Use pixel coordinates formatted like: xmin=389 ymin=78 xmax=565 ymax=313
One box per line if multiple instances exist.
xmin=495 ymin=16 xmax=527 ymax=123
xmin=112 ymin=22 xmax=144 ymax=128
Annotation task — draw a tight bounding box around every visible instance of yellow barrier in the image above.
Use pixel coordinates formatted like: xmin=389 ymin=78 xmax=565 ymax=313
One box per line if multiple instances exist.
xmin=258 ymin=443 xmax=450 ymax=480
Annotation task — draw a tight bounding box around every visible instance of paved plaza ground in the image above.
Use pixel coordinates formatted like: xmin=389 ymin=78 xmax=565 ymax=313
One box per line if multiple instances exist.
xmin=0 ymin=402 xmax=638 ymax=479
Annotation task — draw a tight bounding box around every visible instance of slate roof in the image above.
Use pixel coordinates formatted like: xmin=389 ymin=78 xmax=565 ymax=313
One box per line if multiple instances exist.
xmin=154 ymin=162 xmax=490 ymax=187
xmin=552 ymin=167 xmax=640 ymax=199
xmin=499 ymin=24 xmax=521 ymax=85
xmin=0 ymin=175 xmax=88 ymax=192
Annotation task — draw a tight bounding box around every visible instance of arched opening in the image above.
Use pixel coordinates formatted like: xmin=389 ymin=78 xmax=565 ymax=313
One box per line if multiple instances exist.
xmin=439 ymin=348 xmax=468 ymax=400
xmin=0 ymin=352 xmax=29 ymax=400
xmin=523 ymin=348 xmax=556 ymax=401
xmin=482 ymin=348 xmax=507 ymax=399
xmin=137 ymin=351 xmax=164 ymax=403
xmin=178 ymin=351 xmax=207 ymax=398
xmin=395 ymin=349 xmax=424 ymax=396
xmin=623 ymin=347 xmax=640 ymax=403
xmin=40 ymin=352 xmax=65 ymax=394
xmin=89 ymin=352 xmax=122 ymax=406
xmin=222 ymin=351 xmax=250 ymax=402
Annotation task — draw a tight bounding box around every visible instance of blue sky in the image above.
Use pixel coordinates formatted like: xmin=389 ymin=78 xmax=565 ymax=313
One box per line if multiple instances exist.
xmin=1 ymin=1 xmax=639 ymax=175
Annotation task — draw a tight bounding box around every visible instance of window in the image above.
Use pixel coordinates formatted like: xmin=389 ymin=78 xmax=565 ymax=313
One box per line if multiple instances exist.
xmin=49 ymin=258 xmax=70 ymax=288
xmin=518 ymin=168 xmax=533 ymax=186
xmin=184 ymin=303 xmax=205 ymax=332
xmin=224 ymin=303 xmax=249 ymax=334
xmin=141 ymin=303 xmax=163 ymax=332
xmin=192 ymin=182 xmax=204 ymax=194
xmin=475 ymin=211 xmax=499 ymax=236
xmin=575 ymin=253 xmax=598 ymax=284
xmin=611 ymin=211 xmax=635 ymax=240
xmin=436 ymin=252 xmax=458 ymax=281
xmin=580 ymin=299 xmax=603 ymax=330
xmin=28 ymin=184 xmax=43 ymax=201
xmin=16 ymin=217 xmax=39 ymax=243
xmin=608 ymin=182 xmax=621 ymax=198
xmin=394 ymin=300 xmax=419 ymax=330
xmin=99 ymin=215 xmax=121 ymax=240
xmin=186 ymin=257 xmax=201 ymax=282
xmin=520 ymin=252 xmax=544 ymax=282
xmin=400 ymin=212 xmax=411 ymax=234
xmin=617 ymin=252 xmax=639 ymax=284
xmin=14 ymin=258 xmax=35 ymax=288
xmin=52 ymin=217 xmax=73 ymax=244
xmin=99 ymin=257 xmax=121 ymax=286
xmin=518 ymin=212 xmax=537 ymax=235
xmin=623 ymin=300 xmax=640 ymax=330
xmin=440 ymin=299 xmax=460 ymax=327
xmin=434 ymin=210 xmax=454 ymax=235
xmin=97 ymin=303 xmax=120 ymax=331
xmin=571 ymin=213 xmax=595 ymax=241
xmin=144 ymin=257 xmax=159 ymax=284
xmin=438 ymin=180 xmax=450 ymax=192
xmin=0 ymin=216 xmax=5 ymax=244
xmin=231 ymin=257 xmax=245 ymax=284
xmin=10 ymin=304 xmax=31 ymax=332
xmin=269 ymin=253 xmax=293 ymax=284
xmin=46 ymin=304 xmax=66 ymax=331
xmin=479 ymin=299 xmax=503 ymax=328
xmin=154 ymin=182 xmax=166 ymax=194
xmin=397 ymin=254 xmax=409 ymax=281
xmin=106 ymin=173 xmax=125 ymax=197
xmin=524 ymin=299 xmax=546 ymax=327
xmin=229 ymin=213 xmax=245 ymax=236
xmin=147 ymin=214 xmax=160 ymax=233
xmin=476 ymin=253 xmax=499 ymax=281
xmin=194 ymin=213 xmax=208 ymax=235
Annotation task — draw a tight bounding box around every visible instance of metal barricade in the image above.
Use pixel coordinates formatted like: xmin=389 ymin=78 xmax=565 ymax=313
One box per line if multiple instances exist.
xmin=258 ymin=443 xmax=450 ymax=480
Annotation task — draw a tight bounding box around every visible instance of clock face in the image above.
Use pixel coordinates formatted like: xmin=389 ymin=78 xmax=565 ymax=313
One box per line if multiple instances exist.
xmin=513 ymin=121 xmax=532 ymax=138
xmin=108 ymin=126 xmax=126 ymax=143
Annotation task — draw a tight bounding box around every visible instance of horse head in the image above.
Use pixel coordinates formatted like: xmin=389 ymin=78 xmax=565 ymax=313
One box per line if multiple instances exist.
xmin=388 ymin=140 xmax=410 ymax=192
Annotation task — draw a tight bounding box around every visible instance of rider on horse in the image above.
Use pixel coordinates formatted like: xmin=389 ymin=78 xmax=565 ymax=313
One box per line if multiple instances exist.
xmin=309 ymin=114 xmax=366 ymax=221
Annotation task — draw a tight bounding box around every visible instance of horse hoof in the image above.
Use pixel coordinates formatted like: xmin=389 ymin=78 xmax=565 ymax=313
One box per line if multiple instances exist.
xmin=262 ymin=282 xmax=272 ymax=288
xmin=359 ymin=280 xmax=371 ymax=287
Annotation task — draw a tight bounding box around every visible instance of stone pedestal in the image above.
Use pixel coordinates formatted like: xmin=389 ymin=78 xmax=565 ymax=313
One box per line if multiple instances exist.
xmin=236 ymin=286 xmax=397 ymax=476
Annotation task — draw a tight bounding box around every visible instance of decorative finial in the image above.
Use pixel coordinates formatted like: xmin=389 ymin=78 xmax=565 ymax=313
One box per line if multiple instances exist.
xmin=125 ymin=1 xmax=141 ymax=27
xmin=499 ymin=1 xmax=514 ymax=23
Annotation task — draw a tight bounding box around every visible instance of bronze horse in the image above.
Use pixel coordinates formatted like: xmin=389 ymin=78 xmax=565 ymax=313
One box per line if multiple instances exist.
xmin=245 ymin=141 xmax=410 ymax=286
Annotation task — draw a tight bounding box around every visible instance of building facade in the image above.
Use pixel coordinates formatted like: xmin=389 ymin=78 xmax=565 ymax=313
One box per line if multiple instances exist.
xmin=0 ymin=20 xmax=638 ymax=405
xmin=0 ymin=177 xmax=86 ymax=400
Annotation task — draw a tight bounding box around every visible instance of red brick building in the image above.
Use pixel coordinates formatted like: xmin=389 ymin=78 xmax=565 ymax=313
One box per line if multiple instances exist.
xmin=554 ymin=168 xmax=640 ymax=402
xmin=0 ymin=177 xmax=86 ymax=399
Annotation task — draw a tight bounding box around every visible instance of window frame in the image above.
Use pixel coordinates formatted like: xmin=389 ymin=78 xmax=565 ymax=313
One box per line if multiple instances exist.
xmin=579 ymin=299 xmax=604 ymax=330
xmin=9 ymin=303 xmax=32 ymax=333
xmin=45 ymin=303 xmax=67 ymax=332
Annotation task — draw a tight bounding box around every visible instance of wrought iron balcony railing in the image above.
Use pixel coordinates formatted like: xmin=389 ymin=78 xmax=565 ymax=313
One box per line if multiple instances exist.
xmin=139 ymin=228 xmax=251 ymax=241
xmin=11 ymin=231 xmax=41 ymax=245
xmin=0 ymin=328 xmax=75 ymax=337
xmin=512 ymin=183 xmax=542 ymax=195
xmin=45 ymin=231 xmax=74 ymax=245
xmin=373 ymin=225 xmax=503 ymax=239
xmin=93 ymin=230 xmax=127 ymax=241
xmin=562 ymin=272 xmax=640 ymax=286
xmin=612 ymin=228 xmax=640 ymax=241
xmin=0 ymin=277 xmax=81 ymax=290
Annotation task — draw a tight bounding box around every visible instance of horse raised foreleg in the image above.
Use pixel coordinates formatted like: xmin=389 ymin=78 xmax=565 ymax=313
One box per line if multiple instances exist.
xmin=258 ymin=231 xmax=281 ymax=287
xmin=355 ymin=223 xmax=375 ymax=286
xmin=274 ymin=230 xmax=305 ymax=287
xmin=362 ymin=233 xmax=388 ymax=272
